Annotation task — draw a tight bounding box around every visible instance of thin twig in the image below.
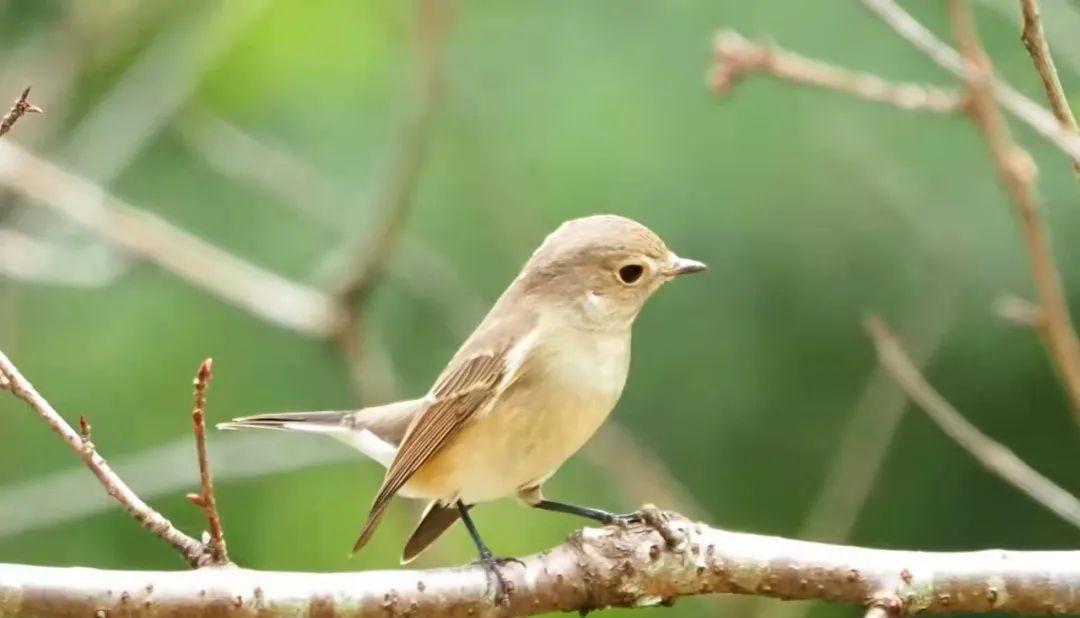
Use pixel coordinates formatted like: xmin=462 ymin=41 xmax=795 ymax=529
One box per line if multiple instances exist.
xmin=0 ymin=348 xmax=207 ymax=566
xmin=710 ymin=31 xmax=963 ymax=112
xmin=862 ymin=0 xmax=1080 ymax=166
xmin=1019 ymin=0 xmax=1080 ymax=176
xmin=0 ymin=87 xmax=42 ymax=138
xmin=865 ymin=315 xmax=1080 ymax=530
xmin=186 ymin=358 xmax=229 ymax=566
xmin=945 ymin=0 xmax=1080 ymax=427
xmin=2 ymin=514 xmax=1079 ymax=616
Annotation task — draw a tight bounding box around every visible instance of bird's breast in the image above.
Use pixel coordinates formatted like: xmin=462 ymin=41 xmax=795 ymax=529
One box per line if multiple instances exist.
xmin=402 ymin=325 xmax=632 ymax=504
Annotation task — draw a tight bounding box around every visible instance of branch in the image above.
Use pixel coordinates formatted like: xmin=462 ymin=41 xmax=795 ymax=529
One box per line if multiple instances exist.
xmin=1 ymin=514 xmax=1078 ymax=617
xmin=1018 ymin=0 xmax=1079 ymax=176
xmin=710 ymin=31 xmax=963 ymax=112
xmin=944 ymin=0 xmax=1080 ymax=427
xmin=0 ymin=140 xmax=346 ymax=338
xmin=0 ymin=87 xmax=42 ymax=138
xmin=861 ymin=0 xmax=1080 ymax=166
xmin=865 ymin=315 xmax=1080 ymax=530
xmin=0 ymin=348 xmax=206 ymax=567
xmin=331 ymin=0 xmax=456 ymax=398
xmin=333 ymin=0 xmax=455 ymax=313
xmin=186 ymin=358 xmax=230 ymax=566
xmin=797 ymin=300 xmax=958 ymax=544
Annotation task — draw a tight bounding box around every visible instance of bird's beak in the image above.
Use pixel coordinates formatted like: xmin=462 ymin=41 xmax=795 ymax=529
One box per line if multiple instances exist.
xmin=665 ymin=254 xmax=707 ymax=277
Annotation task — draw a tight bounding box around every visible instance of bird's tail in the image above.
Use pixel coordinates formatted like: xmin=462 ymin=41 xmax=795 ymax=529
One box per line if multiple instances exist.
xmin=401 ymin=501 xmax=466 ymax=564
xmin=217 ymin=406 xmax=408 ymax=468
xmin=217 ymin=410 xmax=349 ymax=432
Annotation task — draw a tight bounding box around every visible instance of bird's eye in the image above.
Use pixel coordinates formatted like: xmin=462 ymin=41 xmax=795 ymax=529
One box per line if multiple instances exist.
xmin=617 ymin=264 xmax=645 ymax=285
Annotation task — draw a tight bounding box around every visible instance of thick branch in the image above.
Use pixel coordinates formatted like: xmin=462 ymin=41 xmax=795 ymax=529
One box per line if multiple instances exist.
xmin=1 ymin=515 xmax=1078 ymax=617
xmin=710 ymin=31 xmax=963 ymax=112
xmin=0 ymin=349 xmax=206 ymax=566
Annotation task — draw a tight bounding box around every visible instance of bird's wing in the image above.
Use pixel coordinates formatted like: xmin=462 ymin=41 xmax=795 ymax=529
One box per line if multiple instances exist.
xmin=351 ymin=341 xmax=525 ymax=553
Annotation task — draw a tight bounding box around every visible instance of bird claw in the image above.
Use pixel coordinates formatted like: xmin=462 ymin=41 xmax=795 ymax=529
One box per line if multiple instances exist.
xmin=605 ymin=505 xmax=683 ymax=549
xmin=475 ymin=552 xmax=519 ymax=605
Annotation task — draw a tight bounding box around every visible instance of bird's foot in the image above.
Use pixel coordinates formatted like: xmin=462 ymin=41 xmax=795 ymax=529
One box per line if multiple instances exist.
xmin=603 ymin=504 xmax=684 ymax=549
xmin=475 ymin=550 xmax=521 ymax=606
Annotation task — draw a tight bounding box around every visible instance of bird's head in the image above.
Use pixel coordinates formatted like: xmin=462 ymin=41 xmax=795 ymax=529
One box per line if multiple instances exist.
xmin=519 ymin=214 xmax=706 ymax=329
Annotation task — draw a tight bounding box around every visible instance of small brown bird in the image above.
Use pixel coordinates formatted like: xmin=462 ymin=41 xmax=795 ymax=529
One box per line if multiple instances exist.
xmin=220 ymin=214 xmax=705 ymax=592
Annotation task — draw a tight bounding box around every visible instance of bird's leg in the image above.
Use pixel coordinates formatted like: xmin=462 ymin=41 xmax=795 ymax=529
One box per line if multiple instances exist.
xmin=531 ymin=500 xmax=684 ymax=548
xmin=530 ymin=499 xmax=633 ymax=524
xmin=457 ymin=501 xmax=518 ymax=605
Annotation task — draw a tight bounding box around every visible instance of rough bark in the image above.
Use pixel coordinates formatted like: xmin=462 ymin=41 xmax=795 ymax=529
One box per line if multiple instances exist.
xmin=2 ymin=516 xmax=1078 ymax=617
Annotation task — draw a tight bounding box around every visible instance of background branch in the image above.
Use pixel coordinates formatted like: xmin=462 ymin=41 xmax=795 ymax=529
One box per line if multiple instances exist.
xmin=861 ymin=0 xmax=1080 ymax=166
xmin=945 ymin=0 xmax=1080 ymax=427
xmin=710 ymin=31 xmax=963 ymax=112
xmin=711 ymin=1 xmax=1080 ymax=428
xmin=1018 ymin=0 xmax=1079 ymax=176
xmin=865 ymin=315 xmax=1080 ymax=530
xmin=331 ymin=0 xmax=457 ymax=398
xmin=0 ymin=141 xmax=346 ymax=338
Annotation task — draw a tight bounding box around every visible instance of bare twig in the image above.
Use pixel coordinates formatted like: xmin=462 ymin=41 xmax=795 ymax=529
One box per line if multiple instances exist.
xmin=865 ymin=315 xmax=1080 ymax=530
xmin=945 ymin=0 xmax=1080 ymax=427
xmin=0 ymin=87 xmax=42 ymax=138
xmin=1 ymin=513 xmax=1079 ymax=617
xmin=0 ymin=141 xmax=346 ymax=337
xmin=1019 ymin=0 xmax=1079 ymax=175
xmin=710 ymin=31 xmax=963 ymax=112
xmin=862 ymin=0 xmax=1080 ymax=166
xmin=186 ymin=358 xmax=229 ymax=566
xmin=0 ymin=348 xmax=207 ymax=566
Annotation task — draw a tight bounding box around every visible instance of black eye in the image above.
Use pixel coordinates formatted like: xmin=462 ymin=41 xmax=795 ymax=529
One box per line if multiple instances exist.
xmin=618 ymin=264 xmax=644 ymax=284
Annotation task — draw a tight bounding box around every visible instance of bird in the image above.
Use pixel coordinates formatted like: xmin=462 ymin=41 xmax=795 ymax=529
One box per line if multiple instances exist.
xmin=219 ymin=214 xmax=705 ymax=596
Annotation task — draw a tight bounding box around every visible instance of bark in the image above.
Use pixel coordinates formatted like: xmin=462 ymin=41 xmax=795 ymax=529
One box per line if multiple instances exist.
xmin=2 ymin=516 xmax=1078 ymax=617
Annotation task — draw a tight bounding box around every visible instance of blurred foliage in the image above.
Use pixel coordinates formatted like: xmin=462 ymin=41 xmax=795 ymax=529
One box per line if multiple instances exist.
xmin=1 ymin=1 xmax=1079 ymax=617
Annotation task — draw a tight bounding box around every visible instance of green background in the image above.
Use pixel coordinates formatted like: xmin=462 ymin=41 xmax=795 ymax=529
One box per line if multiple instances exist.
xmin=1 ymin=1 xmax=1078 ymax=616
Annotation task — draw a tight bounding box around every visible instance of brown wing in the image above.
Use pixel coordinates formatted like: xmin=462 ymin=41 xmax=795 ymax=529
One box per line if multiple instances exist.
xmin=351 ymin=350 xmax=508 ymax=553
